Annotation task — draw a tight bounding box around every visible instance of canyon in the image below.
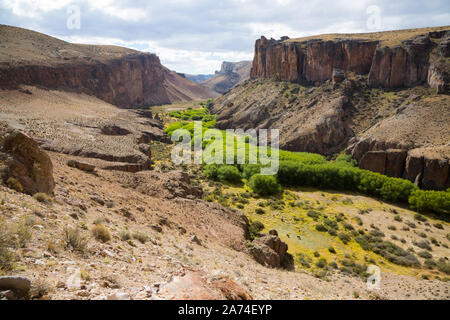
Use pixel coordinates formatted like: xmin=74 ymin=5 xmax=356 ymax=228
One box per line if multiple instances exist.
xmin=0 ymin=24 xmax=449 ymax=301
xmin=213 ymin=26 xmax=450 ymax=190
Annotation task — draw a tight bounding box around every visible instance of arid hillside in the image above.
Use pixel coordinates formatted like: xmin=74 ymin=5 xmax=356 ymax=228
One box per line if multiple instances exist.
xmin=0 ymin=25 xmax=216 ymax=108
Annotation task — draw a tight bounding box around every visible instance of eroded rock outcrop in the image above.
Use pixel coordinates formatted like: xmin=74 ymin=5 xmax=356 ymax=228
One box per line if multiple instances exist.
xmin=250 ymin=27 xmax=450 ymax=91
xmin=349 ymin=139 xmax=450 ymax=190
xmin=0 ymin=122 xmax=55 ymax=195
xmin=250 ymin=234 xmax=291 ymax=269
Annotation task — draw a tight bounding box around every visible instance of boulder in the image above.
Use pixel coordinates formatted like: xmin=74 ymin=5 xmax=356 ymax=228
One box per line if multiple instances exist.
xmin=156 ymin=271 xmax=252 ymax=300
xmin=0 ymin=276 xmax=31 ymax=297
xmin=250 ymin=234 xmax=288 ymax=268
xmin=0 ymin=122 xmax=54 ymax=195
xmin=67 ymin=160 xmax=96 ymax=172
xmin=332 ymin=69 xmax=346 ymax=84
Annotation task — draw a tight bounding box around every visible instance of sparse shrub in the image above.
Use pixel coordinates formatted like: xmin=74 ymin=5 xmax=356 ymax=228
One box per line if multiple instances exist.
xmin=132 ymin=231 xmax=149 ymax=244
xmin=6 ymin=177 xmax=23 ymax=192
xmin=324 ymin=219 xmax=338 ymax=229
xmin=437 ymin=259 xmax=450 ymax=275
xmin=338 ymin=232 xmax=351 ymax=244
xmin=119 ymin=230 xmax=131 ymax=241
xmin=105 ymin=201 xmax=115 ymax=209
xmin=255 ymin=208 xmax=265 ymax=215
xmin=30 ymin=279 xmax=50 ymax=299
xmin=0 ymin=223 xmax=15 ymax=271
xmin=64 ymin=227 xmax=88 ymax=254
xmin=388 ymin=225 xmax=397 ymax=231
xmin=315 ymin=224 xmax=327 ymax=232
xmin=343 ymin=223 xmax=354 ymax=231
xmin=418 ymin=232 xmax=427 ymax=238
xmin=307 ymin=211 xmax=321 ymax=220
xmin=418 ymin=251 xmax=432 ymax=259
xmin=424 ymin=259 xmax=436 ymax=269
xmin=355 ymin=217 xmax=363 ymax=226
xmin=405 ymin=221 xmax=416 ymax=229
xmin=316 ymin=258 xmax=328 ymax=269
xmin=328 ymin=228 xmax=338 ymax=236
xmin=356 ymin=235 xmax=420 ymax=267
xmin=33 ymin=193 xmax=53 ymax=205
xmin=10 ymin=222 xmax=32 ymax=248
xmin=92 ymin=225 xmax=111 ymax=243
xmin=247 ymin=221 xmax=265 ymax=241
xmin=369 ymin=229 xmax=385 ymax=238
xmin=394 ymin=215 xmax=403 ymax=222
xmin=297 ymin=253 xmax=311 ymax=268
xmin=248 ymin=175 xmax=281 ymax=196
xmin=414 ymin=214 xmax=427 ymax=222
xmin=413 ymin=240 xmax=432 ymax=251
xmin=434 ymin=223 xmax=444 ymax=230
xmin=328 ymin=246 xmax=336 ymax=254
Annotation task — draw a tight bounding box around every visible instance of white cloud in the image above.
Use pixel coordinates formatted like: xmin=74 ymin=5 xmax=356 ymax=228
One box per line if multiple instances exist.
xmin=1 ymin=0 xmax=449 ymax=74
xmin=60 ymin=35 xmax=253 ymax=74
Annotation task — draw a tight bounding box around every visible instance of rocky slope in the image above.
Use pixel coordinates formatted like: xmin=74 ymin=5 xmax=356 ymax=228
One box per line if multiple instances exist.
xmin=250 ymin=26 xmax=450 ymax=93
xmin=211 ymin=77 xmax=450 ymax=189
xmin=0 ymin=25 xmax=215 ymax=108
xmin=201 ymin=61 xmax=252 ymax=94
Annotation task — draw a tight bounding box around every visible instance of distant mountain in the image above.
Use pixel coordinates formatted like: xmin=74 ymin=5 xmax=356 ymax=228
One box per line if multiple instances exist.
xmin=201 ymin=61 xmax=252 ymax=94
xmin=184 ymin=74 xmax=214 ymax=83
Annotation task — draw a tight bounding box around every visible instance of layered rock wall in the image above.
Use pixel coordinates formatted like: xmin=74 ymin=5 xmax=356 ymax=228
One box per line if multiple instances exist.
xmin=0 ymin=53 xmax=171 ymax=108
xmin=250 ymin=30 xmax=449 ymax=92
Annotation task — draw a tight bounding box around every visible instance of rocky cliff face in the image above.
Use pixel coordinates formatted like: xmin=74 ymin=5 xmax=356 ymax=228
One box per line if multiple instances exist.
xmin=250 ymin=27 xmax=450 ymax=93
xmin=0 ymin=25 xmax=214 ymax=108
xmin=251 ymin=37 xmax=378 ymax=83
xmin=202 ymin=61 xmax=252 ymax=94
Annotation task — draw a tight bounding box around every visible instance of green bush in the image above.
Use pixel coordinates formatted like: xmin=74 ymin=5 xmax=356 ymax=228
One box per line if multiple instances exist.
xmin=217 ymin=165 xmax=242 ymax=183
xmin=242 ymin=164 xmax=262 ymax=179
xmin=247 ymin=221 xmax=265 ymax=241
xmin=334 ymin=154 xmax=358 ymax=167
xmin=380 ymin=178 xmax=418 ymax=202
xmin=203 ymin=164 xmax=219 ymax=180
xmin=409 ymin=190 xmax=450 ymax=216
xmin=248 ymin=175 xmax=281 ymax=196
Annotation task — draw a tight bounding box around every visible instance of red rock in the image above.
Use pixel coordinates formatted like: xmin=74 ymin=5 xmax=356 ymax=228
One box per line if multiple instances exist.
xmin=156 ymin=271 xmax=252 ymax=300
xmin=0 ymin=122 xmax=55 ymax=195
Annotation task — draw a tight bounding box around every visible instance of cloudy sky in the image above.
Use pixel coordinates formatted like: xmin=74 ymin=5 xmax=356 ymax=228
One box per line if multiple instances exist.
xmin=0 ymin=0 xmax=449 ymax=74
